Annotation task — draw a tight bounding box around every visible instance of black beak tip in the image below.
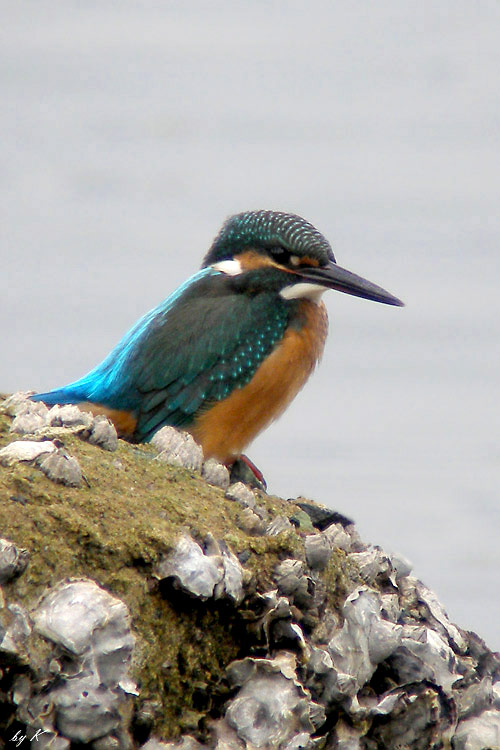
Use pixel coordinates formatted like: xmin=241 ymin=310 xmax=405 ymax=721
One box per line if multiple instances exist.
xmin=387 ymin=295 xmax=405 ymax=308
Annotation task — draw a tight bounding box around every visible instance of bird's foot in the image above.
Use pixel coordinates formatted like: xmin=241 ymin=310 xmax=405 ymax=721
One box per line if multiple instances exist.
xmin=227 ymin=455 xmax=267 ymax=492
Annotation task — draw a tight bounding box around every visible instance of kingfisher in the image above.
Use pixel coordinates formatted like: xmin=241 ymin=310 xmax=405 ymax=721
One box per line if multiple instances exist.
xmin=32 ymin=211 xmax=403 ymax=467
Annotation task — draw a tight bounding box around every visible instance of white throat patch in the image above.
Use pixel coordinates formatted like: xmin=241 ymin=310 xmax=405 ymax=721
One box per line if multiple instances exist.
xmin=280 ymin=283 xmax=328 ymax=303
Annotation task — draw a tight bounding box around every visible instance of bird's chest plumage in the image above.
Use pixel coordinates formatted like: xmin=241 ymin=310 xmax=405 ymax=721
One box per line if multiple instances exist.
xmin=190 ymin=299 xmax=328 ymax=461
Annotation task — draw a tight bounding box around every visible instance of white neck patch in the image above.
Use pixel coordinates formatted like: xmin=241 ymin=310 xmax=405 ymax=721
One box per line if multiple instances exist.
xmin=212 ymin=259 xmax=242 ymax=276
xmin=280 ymin=282 xmax=328 ymax=303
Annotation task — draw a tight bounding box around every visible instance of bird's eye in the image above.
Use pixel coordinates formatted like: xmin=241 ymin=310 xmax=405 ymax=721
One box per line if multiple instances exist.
xmin=268 ymin=246 xmax=292 ymax=265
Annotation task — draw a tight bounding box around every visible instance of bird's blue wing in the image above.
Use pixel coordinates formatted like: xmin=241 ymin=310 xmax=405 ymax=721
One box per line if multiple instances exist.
xmin=33 ymin=268 xmax=292 ymax=441
xmin=130 ymin=271 xmax=291 ymax=440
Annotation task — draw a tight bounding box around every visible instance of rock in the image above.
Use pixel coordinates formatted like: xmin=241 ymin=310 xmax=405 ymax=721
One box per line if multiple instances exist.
xmin=398 ymin=576 xmax=467 ymax=652
xmin=36 ymin=732 xmax=71 ymax=750
xmin=273 ymin=559 xmax=315 ymax=611
xmin=88 ymin=416 xmax=118 ymax=451
xmin=47 ymin=404 xmax=94 ymax=430
xmin=390 ymin=550 xmax=413 ymax=580
xmin=215 ymin=540 xmax=245 ymax=604
xmin=454 ymin=710 xmax=500 ymax=750
xmin=348 ymin=545 xmax=396 ymax=586
xmin=1 ymin=393 xmax=500 ymax=748
xmin=38 ymin=450 xmax=83 ymax=487
xmin=202 ymin=458 xmax=230 ymax=489
xmin=323 ymin=522 xmax=353 ymax=552
xmin=34 ymin=578 xmax=134 ymax=663
xmin=2 ymin=395 xmax=118 ymax=454
xmin=0 ymin=602 xmax=32 ymax=658
xmin=0 ymin=436 xmax=83 ymax=486
xmin=51 ymin=673 xmax=124 ymax=742
xmin=221 ymin=653 xmax=325 ymax=748
xmin=7 ymin=604 xmax=31 ymax=640
xmin=414 ymin=578 xmax=467 ymax=652
xmin=155 ymin=534 xmax=223 ymax=599
xmin=304 ymin=533 xmax=332 ymax=570
xmin=327 ymin=587 xmax=403 ymax=697
xmin=225 ymin=481 xmax=256 ymax=509
xmin=456 ymin=676 xmax=494 ymax=720
xmin=91 ymin=736 xmax=122 ymax=750
xmin=0 ymin=538 xmax=29 ymax=583
xmin=274 ymin=559 xmax=306 ymax=596
xmin=152 ymin=426 xmax=204 ymax=471
xmin=0 ymin=391 xmax=35 ymax=416
xmin=155 ymin=534 xmax=244 ymax=604
xmin=369 ymin=681 xmax=457 ymax=749
xmin=0 ymin=439 xmax=57 ymax=465
xmin=0 ymin=623 xmax=20 ymax=657
xmin=305 ymin=644 xmax=346 ymax=707
xmin=389 ymin=624 xmax=461 ymax=692
xmin=141 ymin=739 xmax=205 ymax=750
xmin=330 ymin=719 xmax=363 ymax=749
xmin=266 ymin=515 xmax=293 ymax=536
xmin=32 ymin=579 xmax=136 ymax=744
xmin=236 ymin=506 xmax=266 ymax=535
xmin=10 ymin=400 xmax=49 ymax=435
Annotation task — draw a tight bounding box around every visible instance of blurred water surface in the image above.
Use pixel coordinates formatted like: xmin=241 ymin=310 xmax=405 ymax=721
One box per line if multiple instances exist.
xmin=1 ymin=3 xmax=499 ymax=647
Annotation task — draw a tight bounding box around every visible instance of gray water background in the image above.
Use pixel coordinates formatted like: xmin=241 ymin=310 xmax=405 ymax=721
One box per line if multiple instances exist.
xmin=2 ymin=3 xmax=499 ymax=647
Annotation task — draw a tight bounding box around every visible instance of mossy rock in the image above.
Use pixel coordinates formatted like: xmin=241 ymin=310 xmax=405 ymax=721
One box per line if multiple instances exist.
xmin=0 ymin=398 xmax=351 ymax=741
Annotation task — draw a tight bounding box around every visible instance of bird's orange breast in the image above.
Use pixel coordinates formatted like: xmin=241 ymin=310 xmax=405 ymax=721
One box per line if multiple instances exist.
xmin=189 ymin=299 xmax=328 ymax=462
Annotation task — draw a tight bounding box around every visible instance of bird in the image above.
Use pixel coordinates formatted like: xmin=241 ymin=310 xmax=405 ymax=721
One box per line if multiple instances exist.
xmin=32 ymin=210 xmax=403 ymax=467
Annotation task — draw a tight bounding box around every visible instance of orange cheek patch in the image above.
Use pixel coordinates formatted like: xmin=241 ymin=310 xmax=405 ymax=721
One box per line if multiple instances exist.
xmin=235 ymin=250 xmax=279 ymax=271
xmin=189 ymin=300 xmax=328 ymax=462
xmin=298 ymin=256 xmax=320 ymax=267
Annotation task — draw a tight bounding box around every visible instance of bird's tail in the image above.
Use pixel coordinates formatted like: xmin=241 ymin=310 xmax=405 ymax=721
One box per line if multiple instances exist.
xmin=31 ymin=385 xmax=89 ymax=406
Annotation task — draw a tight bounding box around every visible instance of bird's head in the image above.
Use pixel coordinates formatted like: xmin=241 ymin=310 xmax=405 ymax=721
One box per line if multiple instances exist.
xmin=202 ymin=210 xmax=403 ymax=306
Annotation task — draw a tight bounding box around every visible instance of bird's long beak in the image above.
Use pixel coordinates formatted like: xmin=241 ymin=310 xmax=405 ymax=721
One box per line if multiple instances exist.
xmin=297 ymin=260 xmax=404 ymax=306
